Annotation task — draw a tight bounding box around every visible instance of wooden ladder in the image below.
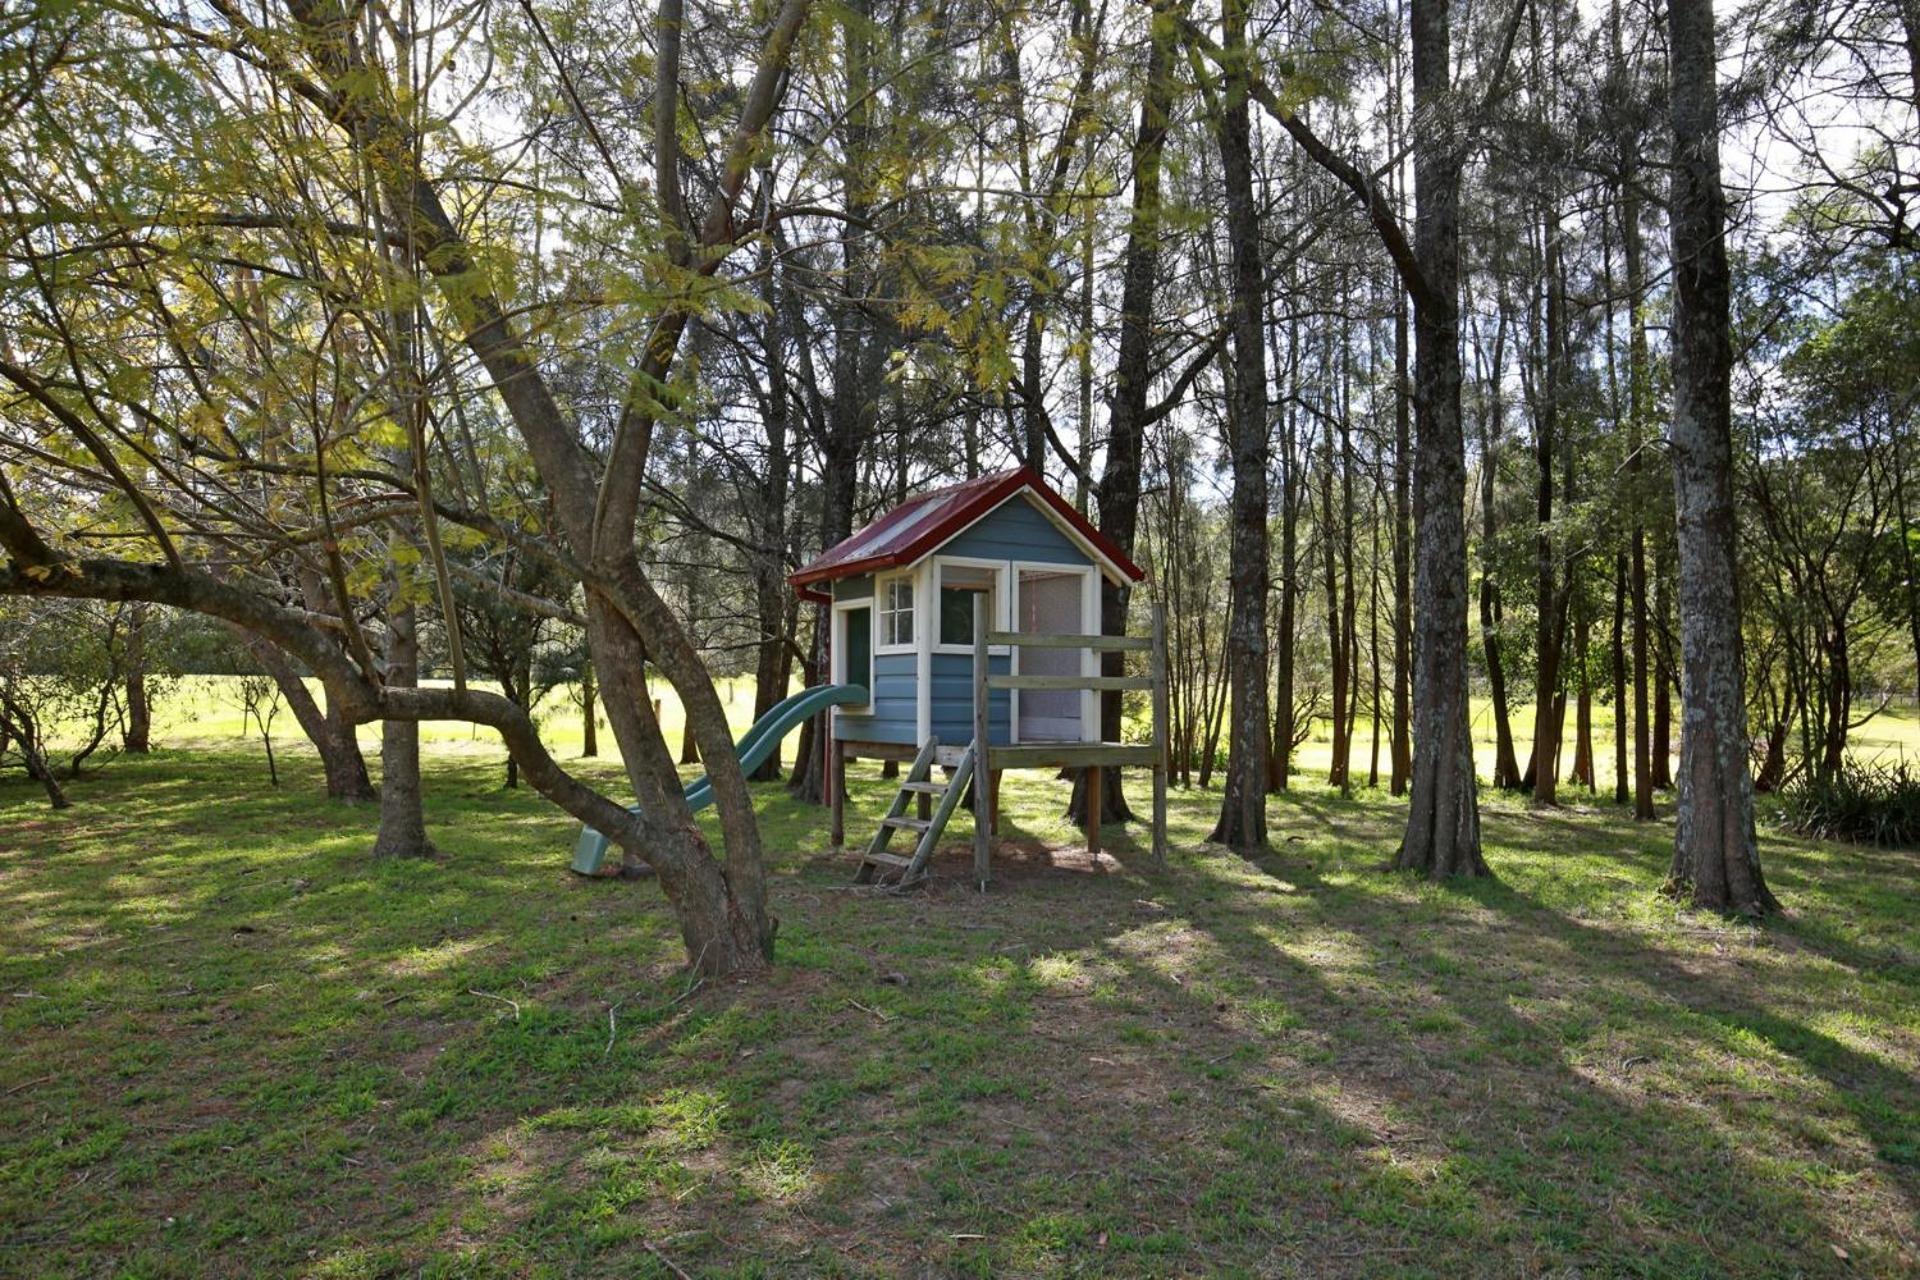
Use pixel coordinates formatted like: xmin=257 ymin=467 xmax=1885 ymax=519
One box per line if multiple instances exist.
xmin=856 ymin=737 xmax=978 ymax=886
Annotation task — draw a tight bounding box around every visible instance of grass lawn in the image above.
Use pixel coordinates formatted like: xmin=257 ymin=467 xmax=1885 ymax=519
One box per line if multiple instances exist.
xmin=3 ymin=732 xmax=1917 ymax=1277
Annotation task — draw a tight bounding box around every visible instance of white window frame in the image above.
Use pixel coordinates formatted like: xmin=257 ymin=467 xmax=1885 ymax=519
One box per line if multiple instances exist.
xmin=875 ymin=571 xmax=917 ymax=654
xmin=930 ymin=555 xmax=1011 ymax=655
xmin=829 ymin=597 xmax=875 ymax=713
xmin=1009 ymin=561 xmax=1099 ymax=744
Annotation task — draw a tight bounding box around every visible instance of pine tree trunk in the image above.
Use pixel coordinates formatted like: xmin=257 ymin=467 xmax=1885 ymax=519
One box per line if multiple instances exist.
xmin=1322 ymin=417 xmax=1347 ymax=789
xmin=372 ymin=602 xmax=432 ymax=858
xmin=1653 ymin=566 xmax=1674 ymax=789
xmin=1206 ymin=0 xmax=1269 ymax=853
xmin=1391 ymin=290 xmax=1413 ymax=796
xmin=1612 ymin=552 xmax=1631 ymax=805
xmin=1620 ymin=137 xmax=1658 ymax=821
xmin=1396 ymin=0 xmax=1486 ymax=879
xmin=1271 ymin=314 xmax=1301 ymax=793
xmin=1478 ymin=318 xmax=1522 ymax=790
xmin=1571 ymin=612 xmax=1594 ymax=791
xmin=1531 ymin=212 xmax=1565 ymax=806
xmin=1662 ymin=0 xmax=1777 ymax=914
xmin=1069 ymin=0 xmax=1175 ymax=828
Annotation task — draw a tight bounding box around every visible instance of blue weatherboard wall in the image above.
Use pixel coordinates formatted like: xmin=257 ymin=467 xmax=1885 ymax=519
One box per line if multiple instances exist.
xmin=834 ymin=651 xmax=917 ymax=744
xmin=942 ymin=498 xmax=1086 ymax=565
xmin=932 ymin=651 xmax=1012 ymax=746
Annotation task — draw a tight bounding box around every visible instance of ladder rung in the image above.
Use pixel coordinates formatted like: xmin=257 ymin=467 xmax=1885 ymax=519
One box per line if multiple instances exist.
xmin=900 ymin=781 xmax=948 ymax=795
xmin=883 ymin=816 xmax=931 ymax=833
xmin=862 ymin=851 xmax=913 ymax=868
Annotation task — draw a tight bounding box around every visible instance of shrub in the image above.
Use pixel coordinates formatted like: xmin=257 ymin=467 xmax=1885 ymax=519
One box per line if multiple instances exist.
xmin=1778 ymin=761 xmax=1920 ymax=849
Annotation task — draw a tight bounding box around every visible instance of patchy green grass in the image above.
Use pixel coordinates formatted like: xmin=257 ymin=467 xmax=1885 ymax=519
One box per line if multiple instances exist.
xmin=3 ymin=740 xmax=1917 ymax=1277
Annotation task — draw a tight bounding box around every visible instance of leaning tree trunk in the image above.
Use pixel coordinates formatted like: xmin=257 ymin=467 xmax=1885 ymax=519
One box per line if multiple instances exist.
xmin=239 ymin=630 xmax=376 ymax=801
xmin=1396 ymin=0 xmax=1487 ymax=879
xmin=0 ymin=699 xmax=69 ymax=809
xmin=372 ymin=600 xmax=432 ymax=858
xmin=1206 ymin=0 xmax=1270 ymax=853
xmin=1662 ymin=0 xmax=1777 ymax=914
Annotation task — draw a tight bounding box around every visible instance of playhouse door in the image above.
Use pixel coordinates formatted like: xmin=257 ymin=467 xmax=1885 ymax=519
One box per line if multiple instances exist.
xmin=1015 ymin=568 xmax=1086 ymax=742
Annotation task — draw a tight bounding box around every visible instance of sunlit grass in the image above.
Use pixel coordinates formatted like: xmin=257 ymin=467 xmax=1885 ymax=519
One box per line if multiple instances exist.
xmin=3 ymin=739 xmax=1916 ymax=1276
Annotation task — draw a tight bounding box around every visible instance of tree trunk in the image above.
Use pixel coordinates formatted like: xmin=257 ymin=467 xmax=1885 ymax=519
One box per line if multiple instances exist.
xmin=372 ymin=601 xmax=432 ymax=858
xmin=791 ymin=0 xmax=876 ymax=806
xmin=240 ymin=630 xmax=376 ymax=801
xmin=124 ymin=601 xmax=152 ymax=753
xmin=1369 ymin=483 xmax=1383 ymax=788
xmin=1070 ymin=0 xmax=1177 ymax=828
xmin=1570 ymin=611 xmax=1594 ymax=791
xmin=580 ymin=659 xmax=598 ymax=758
xmin=1270 ymin=304 xmax=1301 ymax=792
xmin=1620 ymin=136 xmax=1658 ymax=821
xmin=1653 ymin=565 xmax=1674 ymax=788
xmin=1396 ymin=0 xmax=1486 ymax=879
xmin=1663 ymin=0 xmax=1777 ymax=914
xmin=0 ymin=698 xmax=69 ymax=809
xmin=1612 ymin=552 xmax=1630 ymax=805
xmin=1391 ymin=276 xmax=1413 ymax=796
xmin=1754 ymin=716 xmax=1789 ymax=793
xmin=1322 ymin=415 xmax=1347 ymax=789
xmin=1478 ymin=316 xmax=1522 ymax=790
xmin=1531 ymin=207 xmax=1566 ymax=806
xmin=1206 ymin=0 xmax=1270 ymax=853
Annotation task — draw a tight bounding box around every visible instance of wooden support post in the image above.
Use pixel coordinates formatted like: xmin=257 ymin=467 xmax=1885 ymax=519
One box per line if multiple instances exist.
xmin=1151 ymin=602 xmax=1169 ymax=868
xmin=829 ymin=712 xmax=845 ymax=850
xmin=1087 ymin=764 xmax=1102 ymax=858
xmin=972 ymin=597 xmax=992 ymax=891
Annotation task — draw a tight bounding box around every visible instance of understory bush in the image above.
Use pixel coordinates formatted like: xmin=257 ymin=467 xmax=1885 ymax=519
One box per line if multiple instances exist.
xmin=1778 ymin=761 xmax=1920 ymax=849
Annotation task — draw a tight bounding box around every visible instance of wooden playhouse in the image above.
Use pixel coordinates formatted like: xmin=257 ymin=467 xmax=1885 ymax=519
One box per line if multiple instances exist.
xmin=790 ymin=467 xmax=1168 ymax=887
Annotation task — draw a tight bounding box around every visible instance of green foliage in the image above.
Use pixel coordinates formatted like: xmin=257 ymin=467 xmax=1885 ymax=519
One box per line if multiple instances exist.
xmin=1779 ymin=760 xmax=1920 ymax=849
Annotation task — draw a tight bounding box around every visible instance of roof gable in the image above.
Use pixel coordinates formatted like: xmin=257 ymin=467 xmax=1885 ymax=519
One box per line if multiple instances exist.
xmin=790 ymin=467 xmax=1144 ymax=599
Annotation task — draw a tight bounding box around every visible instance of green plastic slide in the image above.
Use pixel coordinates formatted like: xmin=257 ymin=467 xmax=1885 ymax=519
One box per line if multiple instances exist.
xmin=569 ymin=683 xmax=870 ymax=875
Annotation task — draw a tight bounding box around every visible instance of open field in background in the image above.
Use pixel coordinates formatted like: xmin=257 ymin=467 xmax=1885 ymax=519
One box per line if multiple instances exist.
xmin=3 ymin=741 xmax=1917 ymax=1277
xmin=135 ymin=677 xmax=1920 ymax=797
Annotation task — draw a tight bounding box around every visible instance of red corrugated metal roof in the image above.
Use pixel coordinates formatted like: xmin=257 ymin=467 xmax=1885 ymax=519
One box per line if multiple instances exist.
xmin=790 ymin=467 xmax=1145 ymax=601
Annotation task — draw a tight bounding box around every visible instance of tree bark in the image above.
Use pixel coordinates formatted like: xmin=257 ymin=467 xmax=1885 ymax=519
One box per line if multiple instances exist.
xmin=1477 ymin=315 xmax=1522 ymax=789
xmin=1322 ymin=413 xmax=1347 ymax=790
xmin=1621 ymin=158 xmax=1658 ymax=820
xmin=1206 ymin=0 xmax=1270 ymax=853
xmin=371 ymin=601 xmax=432 ymax=858
xmin=124 ymin=601 xmax=152 ymax=753
xmin=1662 ymin=0 xmax=1777 ymax=914
xmin=1612 ymin=552 xmax=1630 ymax=804
xmin=240 ymin=630 xmax=376 ymax=801
xmin=1653 ymin=563 xmax=1674 ymax=788
xmin=1396 ymin=0 xmax=1487 ymax=878
xmin=1531 ymin=202 xmax=1567 ymax=805
xmin=580 ymin=659 xmax=598 ymax=758
xmin=1071 ymin=0 xmax=1178 ymax=828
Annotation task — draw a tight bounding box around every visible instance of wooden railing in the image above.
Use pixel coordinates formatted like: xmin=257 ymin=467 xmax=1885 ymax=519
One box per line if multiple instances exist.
xmin=968 ymin=598 xmax=1169 ymax=881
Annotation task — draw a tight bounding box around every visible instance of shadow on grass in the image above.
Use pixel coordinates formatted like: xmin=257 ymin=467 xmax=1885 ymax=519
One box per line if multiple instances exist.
xmin=5 ymin=753 xmax=1918 ymax=1276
